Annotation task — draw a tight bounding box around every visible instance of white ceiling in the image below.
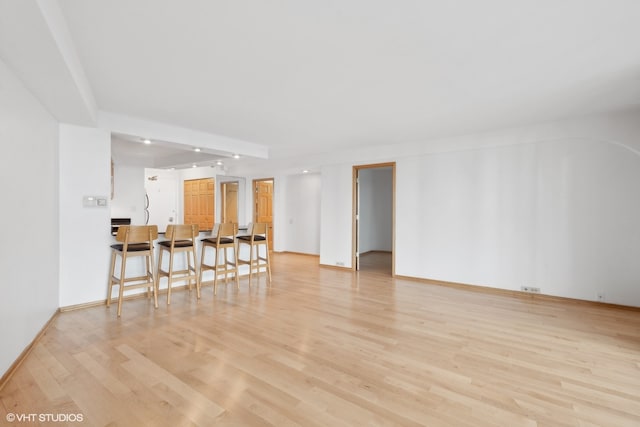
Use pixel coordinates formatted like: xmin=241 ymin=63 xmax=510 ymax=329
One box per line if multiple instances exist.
xmin=110 ymin=134 xmax=226 ymax=169
xmin=4 ymin=1 xmax=640 ymax=170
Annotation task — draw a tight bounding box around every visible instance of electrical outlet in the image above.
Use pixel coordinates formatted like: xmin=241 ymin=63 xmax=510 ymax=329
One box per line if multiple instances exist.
xmin=597 ymin=292 xmax=605 ymax=302
xmin=521 ymin=286 xmax=541 ymax=294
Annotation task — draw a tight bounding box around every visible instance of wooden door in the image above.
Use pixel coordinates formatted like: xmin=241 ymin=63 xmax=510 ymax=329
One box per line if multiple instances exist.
xmin=184 ymin=178 xmax=214 ymax=230
xmin=221 ymin=181 xmax=239 ymax=223
xmin=254 ymin=179 xmax=273 ymax=250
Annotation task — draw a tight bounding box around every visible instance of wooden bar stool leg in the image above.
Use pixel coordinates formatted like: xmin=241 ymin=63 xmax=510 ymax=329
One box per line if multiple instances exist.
xmin=157 ymin=246 xmax=164 ymax=303
xmin=150 ymin=250 xmax=158 ymax=309
xmin=117 ymin=253 xmax=127 ymax=317
xmin=107 ymin=250 xmax=116 ymax=307
xmin=223 ymin=247 xmax=229 ymax=284
xmin=233 ymin=245 xmax=240 ymax=290
xmin=198 ymin=245 xmax=206 ymax=299
xmin=167 ymin=249 xmax=174 ymax=305
xmin=186 ymin=252 xmax=192 ymax=292
xmin=192 ymin=245 xmax=200 ymax=293
xmin=213 ymin=246 xmax=219 ymax=295
xmin=144 ymin=255 xmax=151 ymax=298
xmin=248 ymin=243 xmax=254 ymax=287
xmin=264 ymin=243 xmax=272 ymax=284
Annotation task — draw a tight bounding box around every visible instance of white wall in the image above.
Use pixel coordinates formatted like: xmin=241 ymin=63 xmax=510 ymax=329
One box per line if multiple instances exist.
xmin=110 ymin=163 xmax=145 ymax=224
xmin=321 ymin=109 xmax=640 ymax=306
xmin=0 ymin=58 xmax=60 ymax=374
xmin=282 ymin=173 xmax=322 ymax=255
xmin=396 ymin=137 xmax=640 ymax=306
xmin=358 ymin=167 xmax=393 ymax=253
xmin=145 ymin=168 xmax=179 ymax=232
xmin=319 ymin=164 xmax=354 ymax=267
xmin=273 ymin=177 xmax=285 ymax=252
xmin=59 ymin=124 xmax=111 ymax=307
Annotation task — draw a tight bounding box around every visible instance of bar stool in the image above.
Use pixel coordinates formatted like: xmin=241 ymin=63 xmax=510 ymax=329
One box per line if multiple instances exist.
xmin=236 ymin=222 xmax=272 ymax=286
xmin=198 ymin=222 xmax=239 ymax=297
xmin=157 ymin=224 xmax=199 ymax=304
xmin=107 ymin=225 xmax=159 ymax=317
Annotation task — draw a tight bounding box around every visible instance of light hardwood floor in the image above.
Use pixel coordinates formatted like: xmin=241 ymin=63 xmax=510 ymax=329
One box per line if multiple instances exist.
xmin=2 ymin=253 xmax=640 ymax=426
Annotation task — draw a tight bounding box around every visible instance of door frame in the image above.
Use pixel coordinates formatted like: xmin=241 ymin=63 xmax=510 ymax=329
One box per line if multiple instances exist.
xmin=253 ymin=178 xmax=275 ymax=250
xmin=220 ymin=180 xmax=239 ymax=224
xmin=352 ymin=162 xmax=396 ymax=275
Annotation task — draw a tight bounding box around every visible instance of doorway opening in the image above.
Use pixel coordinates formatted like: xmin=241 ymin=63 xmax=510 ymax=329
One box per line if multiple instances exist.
xmin=253 ymin=178 xmax=274 ymax=250
xmin=352 ymin=163 xmax=395 ymax=275
xmin=220 ymin=181 xmax=239 ymax=224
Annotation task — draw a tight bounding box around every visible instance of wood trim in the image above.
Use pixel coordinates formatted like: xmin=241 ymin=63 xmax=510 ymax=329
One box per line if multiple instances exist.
xmin=395 ymin=274 xmax=640 ymax=312
xmin=352 ymin=166 xmax=357 ymax=272
xmin=0 ymin=309 xmax=59 ymax=391
xmin=220 ymin=180 xmax=240 ymax=224
xmin=252 ymin=177 xmax=275 ymax=251
xmin=391 ymin=164 xmax=396 ymax=277
xmin=60 ymin=299 xmax=112 ymax=312
xmin=319 ymin=263 xmax=353 ymax=271
xmin=359 ymin=250 xmax=392 ymax=255
xmin=279 ymin=251 xmax=320 ymax=258
xmin=60 ymin=284 xmax=193 ymax=313
xmin=353 ymin=162 xmax=397 ymax=170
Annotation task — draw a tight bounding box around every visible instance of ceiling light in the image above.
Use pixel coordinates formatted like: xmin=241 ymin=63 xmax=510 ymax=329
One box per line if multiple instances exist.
xmin=216 ymin=161 xmax=223 ymax=166
xmin=143 ymin=139 xmax=151 ymax=144
xmin=192 ymin=164 xmax=197 ymax=168
xmin=302 ymin=170 xmax=309 ymax=174
xmin=194 ymin=147 xmax=201 ymax=152
xmin=232 ymin=154 xmax=240 ymax=159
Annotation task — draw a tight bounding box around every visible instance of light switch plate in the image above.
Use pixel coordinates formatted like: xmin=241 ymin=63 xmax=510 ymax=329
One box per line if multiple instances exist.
xmin=83 ymin=196 xmax=108 ymax=208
